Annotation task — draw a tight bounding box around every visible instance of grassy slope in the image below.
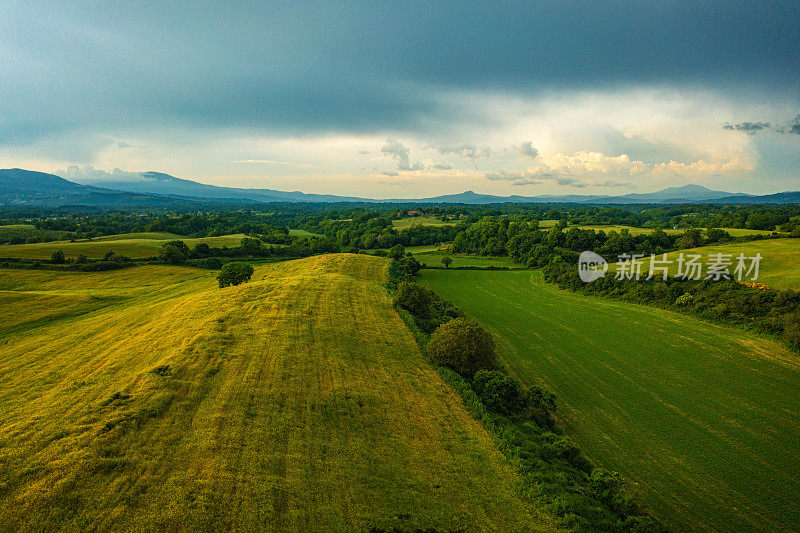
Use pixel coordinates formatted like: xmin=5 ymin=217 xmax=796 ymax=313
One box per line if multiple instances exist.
xmin=422 ymin=269 xmax=800 ymax=532
xmin=0 ymin=232 xmax=248 ymax=259
xmin=612 ymin=239 xmax=800 ymax=290
xmin=0 ymin=255 xmax=554 ymax=532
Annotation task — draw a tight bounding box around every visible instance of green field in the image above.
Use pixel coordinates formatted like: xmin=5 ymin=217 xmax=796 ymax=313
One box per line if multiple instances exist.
xmin=0 ymin=232 xmax=249 ymax=259
xmin=422 ymin=269 xmax=800 ymax=532
xmin=414 ymin=252 xmax=518 ymax=269
xmin=0 ymin=224 xmax=73 ymax=243
xmin=612 ymin=238 xmax=800 ymax=290
xmin=0 ymin=255 xmax=555 ymax=531
xmin=287 ymin=228 xmax=322 ymax=237
xmin=393 ymin=217 xmax=456 ymax=229
xmin=405 ymin=244 xmax=449 ymax=254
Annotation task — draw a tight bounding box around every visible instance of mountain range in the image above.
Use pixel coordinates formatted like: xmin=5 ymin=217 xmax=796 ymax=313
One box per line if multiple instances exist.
xmin=2 ymin=168 xmax=799 ymax=207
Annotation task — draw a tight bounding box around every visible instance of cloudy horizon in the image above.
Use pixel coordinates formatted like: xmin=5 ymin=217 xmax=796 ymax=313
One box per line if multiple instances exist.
xmin=2 ymin=1 xmax=798 ymax=198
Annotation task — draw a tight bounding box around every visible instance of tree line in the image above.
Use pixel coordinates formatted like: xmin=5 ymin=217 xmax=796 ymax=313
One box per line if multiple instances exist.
xmin=391 ymin=278 xmax=663 ymax=531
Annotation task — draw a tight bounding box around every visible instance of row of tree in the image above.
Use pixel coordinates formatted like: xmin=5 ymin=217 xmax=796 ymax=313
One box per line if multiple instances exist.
xmin=392 ymin=280 xmax=663 ymax=531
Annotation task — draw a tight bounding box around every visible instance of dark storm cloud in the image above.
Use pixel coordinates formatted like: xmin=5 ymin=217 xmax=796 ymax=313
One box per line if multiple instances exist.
xmin=1 ymin=1 xmax=798 ymax=143
xmin=722 ymin=122 xmax=771 ymax=134
xmin=517 ymin=141 xmax=539 ymax=159
xmin=778 ymin=115 xmax=800 ymax=135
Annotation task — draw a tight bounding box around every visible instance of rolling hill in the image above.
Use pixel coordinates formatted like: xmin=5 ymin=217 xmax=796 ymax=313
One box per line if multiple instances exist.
xmin=421 ymin=268 xmax=800 ymax=532
xmin=0 ymin=169 xmax=248 ymax=207
xmin=0 ymin=255 xmax=555 ymax=531
xmin=0 ymin=232 xmax=250 ymax=260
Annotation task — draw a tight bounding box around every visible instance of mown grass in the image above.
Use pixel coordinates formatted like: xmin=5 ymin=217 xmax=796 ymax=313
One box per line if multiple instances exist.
xmin=421 ymin=268 xmax=800 ymax=532
xmin=611 ymin=238 xmax=800 ymax=290
xmin=0 ymin=232 xmax=248 ymax=259
xmin=0 ymin=255 xmax=555 ymax=531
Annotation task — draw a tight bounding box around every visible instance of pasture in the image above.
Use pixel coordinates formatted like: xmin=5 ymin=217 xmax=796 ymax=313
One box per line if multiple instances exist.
xmin=611 ymin=238 xmax=800 ymax=290
xmin=0 ymin=255 xmax=553 ymax=531
xmin=413 ymin=251 xmax=519 ymax=269
xmin=287 ymin=228 xmax=322 ymax=237
xmin=0 ymin=232 xmax=248 ymax=259
xmin=393 ymin=217 xmax=456 ymax=230
xmin=422 ymin=268 xmax=800 ymax=532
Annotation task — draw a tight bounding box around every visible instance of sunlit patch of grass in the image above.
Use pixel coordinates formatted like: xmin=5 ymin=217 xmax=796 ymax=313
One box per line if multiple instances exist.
xmin=0 ymin=255 xmax=555 ymax=531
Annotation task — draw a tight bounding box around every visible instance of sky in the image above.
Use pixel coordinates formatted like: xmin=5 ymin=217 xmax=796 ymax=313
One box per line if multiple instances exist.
xmin=1 ymin=1 xmax=799 ymax=198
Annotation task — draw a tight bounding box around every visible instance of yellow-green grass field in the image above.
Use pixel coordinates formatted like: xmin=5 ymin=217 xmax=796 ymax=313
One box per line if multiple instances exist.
xmin=611 ymin=238 xmax=800 ymax=290
xmin=406 ymin=244 xmax=450 ymax=254
xmin=393 ymin=217 xmax=456 ymax=230
xmin=421 ymin=268 xmax=800 ymax=532
xmin=0 ymin=232 xmax=248 ymax=260
xmin=0 ymin=255 xmax=556 ymax=531
xmin=0 ymin=224 xmax=36 ymax=229
xmin=413 ymin=251 xmax=518 ymax=269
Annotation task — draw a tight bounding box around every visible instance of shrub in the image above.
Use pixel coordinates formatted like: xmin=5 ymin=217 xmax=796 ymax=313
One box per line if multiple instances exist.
xmin=204 ymin=257 xmax=223 ymax=269
xmin=193 ymin=242 xmax=211 ymax=257
xmin=393 ymin=281 xmax=435 ymax=318
xmin=217 ymin=261 xmax=254 ymax=288
xmin=393 ymin=281 xmax=463 ymax=333
xmin=472 ymin=370 xmax=525 ymax=415
xmin=159 ymin=240 xmax=190 ymax=264
xmin=427 ymin=318 xmax=495 ymax=376
xmin=387 ymin=244 xmax=406 ymax=259
xmin=675 ymin=293 xmax=694 ymax=306
xmin=387 ymin=255 xmax=421 ymax=283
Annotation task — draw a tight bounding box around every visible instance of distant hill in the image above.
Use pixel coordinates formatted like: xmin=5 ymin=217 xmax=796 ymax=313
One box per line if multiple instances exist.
xmin=3 ymin=168 xmax=799 ymax=206
xmin=67 ymin=171 xmax=769 ymax=204
xmin=0 ymin=168 xmax=88 ymax=195
xmin=71 ymin=171 xmax=368 ymax=203
xmin=601 ymin=184 xmax=751 ymax=204
xmin=0 ymin=168 xmax=251 ymax=207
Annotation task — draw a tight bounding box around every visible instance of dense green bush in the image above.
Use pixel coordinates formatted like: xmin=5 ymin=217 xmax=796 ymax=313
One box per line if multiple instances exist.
xmin=159 ymin=240 xmax=190 ymax=264
xmin=217 ymin=261 xmax=254 ymax=288
xmin=387 ymin=254 xmax=421 ymax=284
xmin=472 ymin=370 xmax=525 ymax=415
xmin=427 ymin=318 xmax=495 ymax=376
xmin=392 ymin=282 xmax=462 ymax=333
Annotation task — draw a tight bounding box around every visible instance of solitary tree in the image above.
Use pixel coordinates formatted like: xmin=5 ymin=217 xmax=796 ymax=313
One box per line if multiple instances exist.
xmin=160 ymin=240 xmax=190 ymax=264
xmin=441 ymin=256 xmax=453 ymax=269
xmin=51 ymin=250 xmax=66 ymax=264
xmin=217 ymin=261 xmax=254 ymax=288
xmin=427 ymin=318 xmax=495 ymax=376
